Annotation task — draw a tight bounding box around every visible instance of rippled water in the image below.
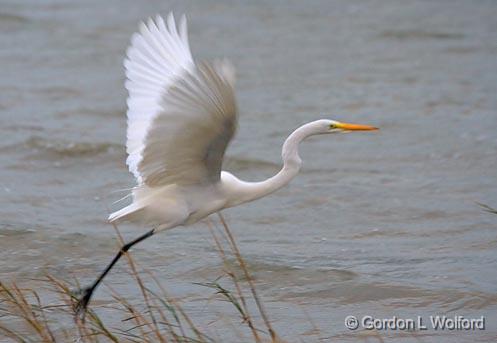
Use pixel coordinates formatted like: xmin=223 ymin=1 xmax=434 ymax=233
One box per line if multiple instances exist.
xmin=1 ymin=0 xmax=497 ymax=341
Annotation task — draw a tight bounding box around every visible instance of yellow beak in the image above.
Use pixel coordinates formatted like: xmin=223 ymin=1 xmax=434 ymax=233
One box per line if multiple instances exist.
xmin=335 ymin=122 xmax=379 ymax=131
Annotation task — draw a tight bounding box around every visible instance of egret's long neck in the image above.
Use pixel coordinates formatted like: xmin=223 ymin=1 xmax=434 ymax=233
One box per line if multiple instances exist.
xmin=225 ymin=122 xmax=318 ymax=207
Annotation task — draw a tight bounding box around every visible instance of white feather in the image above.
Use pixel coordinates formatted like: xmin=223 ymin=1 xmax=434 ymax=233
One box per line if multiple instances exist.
xmin=124 ymin=14 xmax=194 ymax=184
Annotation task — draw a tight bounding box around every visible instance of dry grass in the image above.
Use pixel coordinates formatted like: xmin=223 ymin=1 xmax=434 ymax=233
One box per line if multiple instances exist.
xmin=0 ymin=216 xmax=286 ymax=343
xmin=477 ymin=202 xmax=497 ymax=215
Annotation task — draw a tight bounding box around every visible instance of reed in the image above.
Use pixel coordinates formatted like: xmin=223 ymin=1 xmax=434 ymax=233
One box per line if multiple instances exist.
xmin=0 ymin=217 xmax=286 ymax=342
xmin=477 ymin=202 xmax=497 ymax=215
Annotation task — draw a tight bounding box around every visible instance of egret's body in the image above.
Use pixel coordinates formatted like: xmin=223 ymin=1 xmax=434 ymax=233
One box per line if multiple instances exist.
xmin=76 ymin=13 xmax=377 ymax=314
xmin=109 ymin=120 xmax=332 ymax=228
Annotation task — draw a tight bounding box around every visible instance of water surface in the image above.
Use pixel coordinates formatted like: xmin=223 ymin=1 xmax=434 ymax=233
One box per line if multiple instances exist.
xmin=1 ymin=0 xmax=497 ymax=341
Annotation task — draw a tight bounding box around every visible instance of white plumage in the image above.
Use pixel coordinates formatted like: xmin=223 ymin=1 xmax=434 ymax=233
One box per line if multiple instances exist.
xmin=110 ymin=14 xmax=238 ymax=227
xmin=77 ymin=12 xmax=378 ymax=314
xmin=108 ymin=12 xmax=377 ymax=230
xmin=124 ymin=14 xmax=194 ymax=184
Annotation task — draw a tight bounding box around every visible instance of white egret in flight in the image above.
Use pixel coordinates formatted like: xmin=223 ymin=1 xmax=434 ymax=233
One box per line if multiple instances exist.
xmin=76 ymin=13 xmax=378 ymax=314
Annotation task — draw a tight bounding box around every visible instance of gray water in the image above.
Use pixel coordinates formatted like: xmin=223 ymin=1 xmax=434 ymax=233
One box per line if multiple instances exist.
xmin=1 ymin=0 xmax=497 ymax=341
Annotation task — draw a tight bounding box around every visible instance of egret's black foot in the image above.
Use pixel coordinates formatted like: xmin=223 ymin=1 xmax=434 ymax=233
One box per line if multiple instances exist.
xmin=73 ymin=286 xmax=94 ymax=320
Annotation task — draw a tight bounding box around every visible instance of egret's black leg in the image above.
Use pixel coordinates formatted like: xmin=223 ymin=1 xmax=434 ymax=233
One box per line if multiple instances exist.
xmin=74 ymin=229 xmax=155 ymax=318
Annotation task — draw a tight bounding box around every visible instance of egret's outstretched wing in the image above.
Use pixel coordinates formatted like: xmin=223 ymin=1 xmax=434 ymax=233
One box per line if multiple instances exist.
xmin=125 ymin=13 xmax=237 ymax=186
xmin=125 ymin=13 xmax=194 ymax=184
xmin=139 ymin=61 xmax=237 ymax=186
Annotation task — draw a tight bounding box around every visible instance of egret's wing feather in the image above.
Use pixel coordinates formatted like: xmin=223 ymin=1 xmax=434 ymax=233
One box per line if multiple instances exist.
xmin=125 ymin=13 xmax=194 ymax=183
xmin=125 ymin=13 xmax=237 ymax=186
xmin=138 ymin=61 xmax=237 ymax=186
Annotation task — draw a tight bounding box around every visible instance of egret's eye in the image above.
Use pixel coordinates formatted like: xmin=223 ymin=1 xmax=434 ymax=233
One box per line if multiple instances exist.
xmin=329 ymin=124 xmax=337 ymax=129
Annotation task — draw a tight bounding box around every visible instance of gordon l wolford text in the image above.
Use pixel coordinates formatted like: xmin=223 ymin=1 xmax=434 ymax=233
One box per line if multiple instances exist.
xmin=361 ymin=315 xmax=485 ymax=330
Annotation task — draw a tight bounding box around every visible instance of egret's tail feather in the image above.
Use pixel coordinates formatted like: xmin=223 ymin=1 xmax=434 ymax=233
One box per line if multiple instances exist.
xmin=108 ymin=203 xmax=144 ymax=223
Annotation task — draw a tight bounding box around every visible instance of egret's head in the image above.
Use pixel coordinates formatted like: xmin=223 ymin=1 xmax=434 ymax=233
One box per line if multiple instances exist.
xmin=322 ymin=119 xmax=378 ymax=133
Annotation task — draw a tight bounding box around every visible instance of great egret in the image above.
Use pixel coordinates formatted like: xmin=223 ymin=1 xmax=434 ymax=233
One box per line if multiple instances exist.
xmin=75 ymin=13 xmax=378 ymax=314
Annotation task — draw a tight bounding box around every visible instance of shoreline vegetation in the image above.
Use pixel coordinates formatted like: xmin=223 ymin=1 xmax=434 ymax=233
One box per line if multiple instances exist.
xmin=1 ymin=203 xmax=494 ymax=342
xmin=0 ymin=214 xmax=288 ymax=343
